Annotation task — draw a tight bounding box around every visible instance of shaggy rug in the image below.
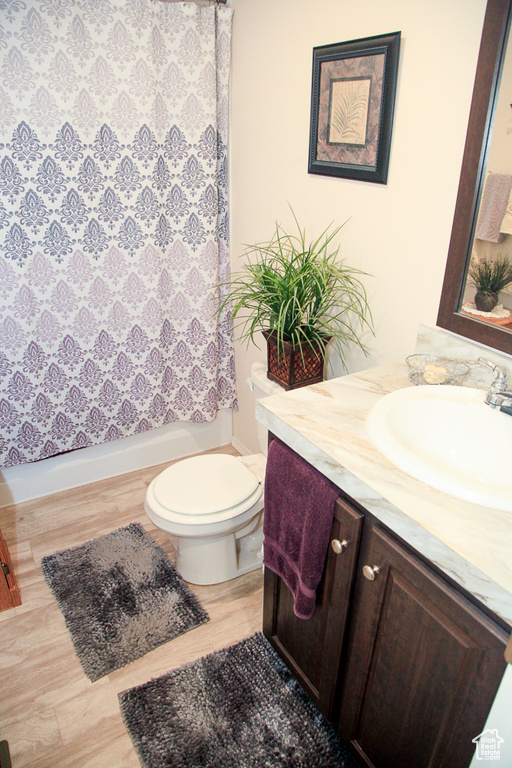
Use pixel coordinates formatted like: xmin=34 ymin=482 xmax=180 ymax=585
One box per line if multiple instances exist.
xmin=119 ymin=632 xmax=362 ymax=768
xmin=41 ymin=523 xmax=209 ymax=681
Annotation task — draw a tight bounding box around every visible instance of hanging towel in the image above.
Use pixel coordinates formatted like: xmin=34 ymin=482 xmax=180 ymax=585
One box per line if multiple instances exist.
xmin=475 ymin=173 xmax=512 ymax=242
xmin=500 ymin=189 xmax=512 ymax=235
xmin=263 ymin=439 xmax=339 ymax=620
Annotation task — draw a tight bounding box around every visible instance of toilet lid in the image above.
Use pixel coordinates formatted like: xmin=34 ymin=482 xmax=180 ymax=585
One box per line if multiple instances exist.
xmin=153 ymin=454 xmax=260 ymax=516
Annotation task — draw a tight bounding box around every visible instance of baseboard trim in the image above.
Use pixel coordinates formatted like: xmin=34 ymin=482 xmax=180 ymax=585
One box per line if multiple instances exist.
xmin=231 ymin=436 xmax=252 ymax=456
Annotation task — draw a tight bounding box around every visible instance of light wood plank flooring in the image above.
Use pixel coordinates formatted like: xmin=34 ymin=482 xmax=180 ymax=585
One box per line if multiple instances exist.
xmin=0 ymin=445 xmax=264 ymax=767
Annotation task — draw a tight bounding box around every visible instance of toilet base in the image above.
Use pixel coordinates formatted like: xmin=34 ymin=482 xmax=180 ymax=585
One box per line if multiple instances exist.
xmin=176 ymin=519 xmax=263 ymax=585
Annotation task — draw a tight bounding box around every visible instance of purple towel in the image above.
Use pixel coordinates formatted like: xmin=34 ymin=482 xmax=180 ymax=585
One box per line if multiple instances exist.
xmin=263 ymin=439 xmax=339 ymax=620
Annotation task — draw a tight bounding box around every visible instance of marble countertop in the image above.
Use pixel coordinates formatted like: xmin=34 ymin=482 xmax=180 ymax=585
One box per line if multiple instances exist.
xmin=256 ymin=363 xmax=512 ymax=629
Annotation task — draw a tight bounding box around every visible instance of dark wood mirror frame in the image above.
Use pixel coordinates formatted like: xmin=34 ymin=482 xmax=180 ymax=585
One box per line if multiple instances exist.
xmin=437 ymin=0 xmax=512 ymax=355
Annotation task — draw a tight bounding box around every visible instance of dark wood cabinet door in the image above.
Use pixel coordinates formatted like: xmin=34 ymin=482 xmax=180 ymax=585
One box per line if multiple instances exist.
xmin=337 ymin=525 xmax=508 ymax=768
xmin=263 ymin=497 xmax=363 ymax=719
xmin=0 ymin=528 xmax=21 ymax=611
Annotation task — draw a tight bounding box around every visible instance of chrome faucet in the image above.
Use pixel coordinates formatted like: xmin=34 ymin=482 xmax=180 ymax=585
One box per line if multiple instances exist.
xmin=478 ymin=357 xmax=512 ymax=410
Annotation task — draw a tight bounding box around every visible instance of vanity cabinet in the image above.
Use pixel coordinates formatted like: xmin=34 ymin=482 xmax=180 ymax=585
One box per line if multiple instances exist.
xmin=263 ymin=493 xmax=509 ymax=768
xmin=263 ymin=496 xmax=363 ymax=719
xmin=338 ymin=522 xmax=508 ymax=768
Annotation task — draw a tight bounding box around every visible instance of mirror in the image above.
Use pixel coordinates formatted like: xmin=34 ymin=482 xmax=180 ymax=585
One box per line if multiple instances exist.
xmin=437 ymin=0 xmax=512 ymax=355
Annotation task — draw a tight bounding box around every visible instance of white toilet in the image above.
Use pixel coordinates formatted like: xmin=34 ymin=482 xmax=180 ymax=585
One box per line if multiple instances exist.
xmin=144 ymin=363 xmax=284 ymax=585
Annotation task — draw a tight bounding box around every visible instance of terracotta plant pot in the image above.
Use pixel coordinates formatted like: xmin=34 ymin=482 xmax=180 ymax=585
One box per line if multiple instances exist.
xmin=263 ymin=330 xmax=331 ymax=391
xmin=474 ymin=290 xmax=499 ymax=312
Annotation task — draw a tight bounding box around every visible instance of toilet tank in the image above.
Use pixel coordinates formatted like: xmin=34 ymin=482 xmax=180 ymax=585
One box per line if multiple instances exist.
xmin=247 ymin=362 xmax=285 ymax=455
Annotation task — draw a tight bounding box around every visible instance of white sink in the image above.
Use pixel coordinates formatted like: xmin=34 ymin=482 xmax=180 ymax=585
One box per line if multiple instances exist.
xmin=366 ymin=385 xmax=512 ymax=511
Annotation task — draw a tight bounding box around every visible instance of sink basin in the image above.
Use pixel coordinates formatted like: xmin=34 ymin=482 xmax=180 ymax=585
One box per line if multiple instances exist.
xmin=366 ymin=385 xmax=512 ymax=511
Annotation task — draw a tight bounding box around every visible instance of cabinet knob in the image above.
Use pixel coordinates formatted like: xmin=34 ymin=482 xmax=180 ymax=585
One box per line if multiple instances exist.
xmin=331 ymin=539 xmax=348 ymax=554
xmin=363 ymin=564 xmax=380 ymax=581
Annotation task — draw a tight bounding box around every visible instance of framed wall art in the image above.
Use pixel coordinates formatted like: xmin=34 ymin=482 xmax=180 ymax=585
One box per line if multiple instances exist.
xmin=308 ymin=32 xmax=401 ymax=184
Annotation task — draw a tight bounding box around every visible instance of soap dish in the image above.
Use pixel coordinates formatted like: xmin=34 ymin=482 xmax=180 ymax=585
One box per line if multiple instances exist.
xmin=405 ymin=354 xmax=470 ymax=386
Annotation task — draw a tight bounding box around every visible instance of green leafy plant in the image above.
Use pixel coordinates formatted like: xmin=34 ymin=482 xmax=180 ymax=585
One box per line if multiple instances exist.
xmin=468 ymin=255 xmax=512 ymax=294
xmin=218 ymin=211 xmax=373 ymax=371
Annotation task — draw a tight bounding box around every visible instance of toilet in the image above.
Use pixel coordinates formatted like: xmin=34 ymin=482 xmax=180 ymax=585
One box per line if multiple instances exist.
xmin=144 ymin=362 xmax=284 ymax=585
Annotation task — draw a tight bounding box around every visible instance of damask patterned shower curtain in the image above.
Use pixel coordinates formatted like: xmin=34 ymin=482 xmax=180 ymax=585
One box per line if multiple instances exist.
xmin=0 ymin=0 xmax=237 ymax=469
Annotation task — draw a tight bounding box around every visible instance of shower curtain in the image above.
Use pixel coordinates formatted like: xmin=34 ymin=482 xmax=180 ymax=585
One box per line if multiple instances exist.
xmin=0 ymin=0 xmax=236 ymax=469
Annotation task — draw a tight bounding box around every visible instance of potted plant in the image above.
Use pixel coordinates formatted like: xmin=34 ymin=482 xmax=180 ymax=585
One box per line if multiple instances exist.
xmin=468 ymin=255 xmax=512 ymax=312
xmin=219 ymin=211 xmax=373 ymax=390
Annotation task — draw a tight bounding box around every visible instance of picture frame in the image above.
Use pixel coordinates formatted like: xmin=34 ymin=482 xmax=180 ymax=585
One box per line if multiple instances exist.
xmin=308 ymin=32 xmax=401 ymax=184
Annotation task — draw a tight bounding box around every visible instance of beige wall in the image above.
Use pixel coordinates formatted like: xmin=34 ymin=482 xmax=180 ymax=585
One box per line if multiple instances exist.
xmin=487 ymin=30 xmax=512 ymax=175
xmin=230 ymin=0 xmax=487 ymax=453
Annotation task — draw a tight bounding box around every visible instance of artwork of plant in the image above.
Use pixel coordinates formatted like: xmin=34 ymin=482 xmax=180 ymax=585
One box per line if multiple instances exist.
xmin=309 ymin=33 xmax=400 ymax=183
xmin=329 ymin=78 xmax=370 ymax=145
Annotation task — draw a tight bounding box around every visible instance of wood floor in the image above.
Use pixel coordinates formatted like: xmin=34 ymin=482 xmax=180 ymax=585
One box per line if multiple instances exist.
xmin=0 ymin=445 xmax=264 ymax=767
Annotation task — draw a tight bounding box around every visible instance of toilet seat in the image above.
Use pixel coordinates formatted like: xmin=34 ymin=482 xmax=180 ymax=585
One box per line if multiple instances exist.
xmin=145 ymin=454 xmax=264 ymax=532
xmin=143 ymin=362 xmax=283 ymax=585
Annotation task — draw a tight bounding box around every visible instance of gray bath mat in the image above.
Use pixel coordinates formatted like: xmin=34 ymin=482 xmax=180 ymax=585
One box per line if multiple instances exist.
xmin=119 ymin=632 xmax=362 ymax=768
xmin=41 ymin=522 xmax=209 ymax=681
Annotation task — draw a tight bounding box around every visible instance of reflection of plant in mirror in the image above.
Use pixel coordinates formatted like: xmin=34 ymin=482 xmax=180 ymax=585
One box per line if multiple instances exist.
xmin=469 ymin=255 xmax=512 ymax=293
xmin=469 ymin=255 xmax=512 ymax=312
